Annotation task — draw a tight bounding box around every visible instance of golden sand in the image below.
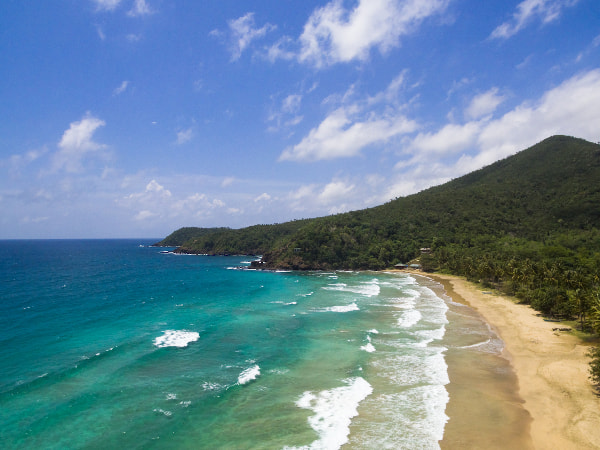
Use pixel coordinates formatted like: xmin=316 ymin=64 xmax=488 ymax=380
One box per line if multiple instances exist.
xmin=419 ymin=272 xmax=600 ymax=449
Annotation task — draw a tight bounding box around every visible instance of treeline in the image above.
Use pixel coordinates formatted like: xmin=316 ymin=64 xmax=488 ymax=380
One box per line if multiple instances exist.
xmin=428 ymin=231 xmax=600 ymax=320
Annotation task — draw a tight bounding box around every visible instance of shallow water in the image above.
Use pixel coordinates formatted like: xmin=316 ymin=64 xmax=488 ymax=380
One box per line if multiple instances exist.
xmin=0 ymin=240 xmax=501 ymax=449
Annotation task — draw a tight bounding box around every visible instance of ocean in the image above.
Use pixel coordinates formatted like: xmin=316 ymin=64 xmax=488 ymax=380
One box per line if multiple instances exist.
xmin=0 ymin=239 xmax=499 ymax=449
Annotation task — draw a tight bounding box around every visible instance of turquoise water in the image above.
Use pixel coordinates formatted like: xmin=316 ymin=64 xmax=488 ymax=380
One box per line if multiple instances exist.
xmin=0 ymin=240 xmax=457 ymax=449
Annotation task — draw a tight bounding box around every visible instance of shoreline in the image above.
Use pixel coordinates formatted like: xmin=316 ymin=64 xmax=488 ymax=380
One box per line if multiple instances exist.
xmin=406 ymin=271 xmax=600 ymax=449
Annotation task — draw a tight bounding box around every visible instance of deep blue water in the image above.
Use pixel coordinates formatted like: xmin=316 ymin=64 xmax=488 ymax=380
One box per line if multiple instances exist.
xmin=0 ymin=239 xmax=468 ymax=449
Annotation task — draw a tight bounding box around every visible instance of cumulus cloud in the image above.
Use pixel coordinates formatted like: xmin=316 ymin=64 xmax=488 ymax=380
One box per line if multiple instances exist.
xmin=288 ymin=179 xmax=358 ymax=214
xmin=405 ymin=69 xmax=600 ymax=186
xmin=117 ymin=177 xmax=235 ymax=224
xmin=318 ymin=180 xmax=356 ymax=205
xmin=410 ymin=122 xmax=481 ymax=156
xmin=464 ymin=87 xmax=505 ymax=120
xmin=280 ymin=74 xmax=418 ymax=162
xmin=297 ymin=0 xmax=449 ymax=67
xmin=144 ymin=179 xmax=171 ymax=197
xmin=52 ymin=114 xmax=106 ymax=173
xmin=490 ymin=0 xmax=580 ymax=39
xmin=224 ymin=12 xmax=276 ymax=61
xmin=121 ymin=180 xmax=171 ymax=221
xmin=280 ymin=106 xmax=416 ymax=161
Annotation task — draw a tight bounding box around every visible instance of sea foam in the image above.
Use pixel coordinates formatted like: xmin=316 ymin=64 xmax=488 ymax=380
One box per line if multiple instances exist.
xmin=238 ymin=365 xmax=260 ymax=385
xmin=397 ymin=309 xmax=422 ymax=328
xmin=290 ymin=377 xmax=373 ymax=449
xmin=322 ymin=279 xmax=380 ymax=297
xmin=321 ymin=302 xmax=360 ymax=313
xmin=153 ymin=330 xmax=199 ymax=348
xmin=361 ymin=342 xmax=376 ymax=353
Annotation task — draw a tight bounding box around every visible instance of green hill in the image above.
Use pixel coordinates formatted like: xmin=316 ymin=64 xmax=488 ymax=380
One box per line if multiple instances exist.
xmin=154 ymin=220 xmax=312 ymax=255
xmin=158 ymin=134 xmax=600 ymax=378
xmin=154 ymin=226 xmax=230 ymax=247
xmin=161 ymin=136 xmax=600 ymax=315
xmin=259 ymin=135 xmax=600 ymax=269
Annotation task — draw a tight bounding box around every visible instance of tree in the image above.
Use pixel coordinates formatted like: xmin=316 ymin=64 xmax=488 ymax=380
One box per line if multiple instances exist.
xmin=589 ymin=292 xmax=600 ymax=389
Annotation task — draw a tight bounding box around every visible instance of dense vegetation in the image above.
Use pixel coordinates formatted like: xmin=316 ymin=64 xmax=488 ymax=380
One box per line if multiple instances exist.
xmin=157 ymin=135 xmax=600 ymax=383
xmin=155 ymin=227 xmax=230 ymax=247
xmin=155 ymin=220 xmax=311 ymax=255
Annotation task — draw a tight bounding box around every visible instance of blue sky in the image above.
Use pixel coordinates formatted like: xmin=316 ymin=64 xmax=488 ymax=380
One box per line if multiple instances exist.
xmin=1 ymin=0 xmax=600 ymax=239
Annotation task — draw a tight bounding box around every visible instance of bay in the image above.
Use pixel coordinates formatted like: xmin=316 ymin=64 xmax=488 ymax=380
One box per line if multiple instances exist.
xmin=0 ymin=239 xmax=490 ymax=449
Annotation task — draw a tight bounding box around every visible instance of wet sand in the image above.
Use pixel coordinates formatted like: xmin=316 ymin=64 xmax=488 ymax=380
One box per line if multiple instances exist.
xmin=419 ymin=272 xmax=600 ymax=449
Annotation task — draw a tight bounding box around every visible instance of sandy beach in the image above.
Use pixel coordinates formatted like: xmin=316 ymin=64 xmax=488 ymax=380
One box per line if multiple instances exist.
xmin=418 ymin=272 xmax=600 ymax=449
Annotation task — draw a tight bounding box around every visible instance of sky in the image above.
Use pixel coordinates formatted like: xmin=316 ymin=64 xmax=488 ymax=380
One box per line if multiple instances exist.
xmin=1 ymin=0 xmax=600 ymax=239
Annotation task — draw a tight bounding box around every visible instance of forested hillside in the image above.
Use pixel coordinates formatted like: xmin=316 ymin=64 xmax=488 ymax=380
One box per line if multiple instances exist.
xmin=155 ymin=227 xmax=230 ymax=247
xmin=158 ymin=135 xmax=600 ymax=336
xmin=155 ymin=220 xmax=311 ymax=255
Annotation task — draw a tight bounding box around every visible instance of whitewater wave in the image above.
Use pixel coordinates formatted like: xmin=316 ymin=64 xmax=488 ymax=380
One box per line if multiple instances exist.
xmin=318 ymin=303 xmax=360 ymax=313
xmin=238 ymin=365 xmax=260 ymax=385
xmin=153 ymin=330 xmax=199 ymax=348
xmin=397 ymin=309 xmax=422 ymax=328
xmin=287 ymin=377 xmax=373 ymax=450
xmin=361 ymin=334 xmax=376 ymax=352
xmin=361 ymin=342 xmax=376 ymax=353
xmin=322 ymin=279 xmax=380 ymax=297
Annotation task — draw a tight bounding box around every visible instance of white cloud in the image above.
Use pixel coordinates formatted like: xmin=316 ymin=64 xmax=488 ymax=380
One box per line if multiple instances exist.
xmin=175 ymin=127 xmax=193 ymax=145
xmin=279 ymin=72 xmax=420 ymax=162
xmin=221 ymin=177 xmax=236 ymax=187
xmin=268 ymin=93 xmax=304 ymax=132
xmin=52 ymin=114 xmax=106 ymax=173
xmin=465 ymin=87 xmax=505 ymax=120
xmin=411 ymin=122 xmax=481 ymax=156
xmin=254 ymin=193 xmax=272 ymax=202
xmin=266 ymin=36 xmax=296 ymax=62
xmin=144 ymin=179 xmax=171 ymax=197
xmin=7 ymin=148 xmax=48 ymax=175
xmin=318 ymin=180 xmax=356 ymax=205
xmin=128 ymin=0 xmax=153 ymax=17
xmin=490 ymin=0 xmax=580 ymax=39
xmin=282 ymin=94 xmax=302 ymax=113
xmin=226 ymin=12 xmax=276 ymax=61
xmin=92 ymin=0 xmax=121 ymax=12
xmin=116 ymin=177 xmax=238 ymax=225
xmin=135 ymin=210 xmax=157 ymax=221
xmin=474 ymin=69 xmax=600 ymax=165
xmin=286 ymin=177 xmax=377 ymax=216
xmin=401 ymin=69 xmax=600 ymax=192
xmin=280 ymin=105 xmax=417 ymax=162
xmin=298 ymin=0 xmax=449 ymax=67
xmin=113 ymin=80 xmax=129 ymax=96
xmin=368 ymin=71 xmax=407 ymax=105
xmin=120 ymin=179 xmax=171 ymax=221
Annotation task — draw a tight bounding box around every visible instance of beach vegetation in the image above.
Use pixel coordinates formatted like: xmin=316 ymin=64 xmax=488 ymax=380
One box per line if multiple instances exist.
xmin=589 ymin=347 xmax=600 ymax=389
